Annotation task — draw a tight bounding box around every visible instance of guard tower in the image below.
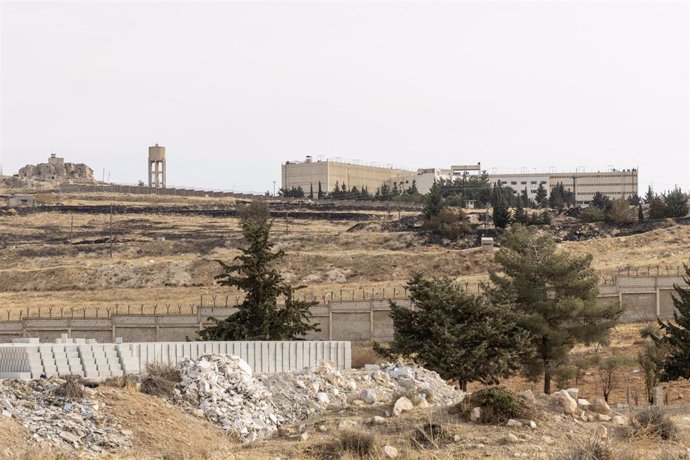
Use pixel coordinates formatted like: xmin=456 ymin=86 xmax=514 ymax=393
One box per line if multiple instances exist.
xmin=148 ymin=144 xmax=166 ymax=188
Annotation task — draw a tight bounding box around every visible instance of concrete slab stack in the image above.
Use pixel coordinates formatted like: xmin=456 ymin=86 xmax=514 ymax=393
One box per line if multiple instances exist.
xmin=0 ymin=340 xmax=351 ymax=380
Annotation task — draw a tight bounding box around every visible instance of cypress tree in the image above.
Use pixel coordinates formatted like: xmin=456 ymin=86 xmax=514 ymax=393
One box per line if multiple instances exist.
xmin=199 ymin=202 xmax=319 ymax=340
xmin=377 ymin=274 xmax=531 ymax=391
xmin=659 ymin=265 xmax=690 ymax=380
xmin=491 ymin=184 xmax=512 ymax=229
xmin=308 ymin=183 xmax=314 ymax=200
xmin=513 ymin=200 xmax=528 ymax=225
xmin=535 ymin=183 xmax=548 ymax=208
xmin=317 ymin=181 xmax=324 ymax=199
xmin=423 ymin=181 xmax=444 ymax=220
xmin=488 ymin=226 xmax=623 ymax=393
xmin=638 ymin=203 xmax=644 ymax=222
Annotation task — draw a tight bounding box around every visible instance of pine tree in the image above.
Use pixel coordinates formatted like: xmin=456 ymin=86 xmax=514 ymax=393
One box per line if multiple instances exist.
xmin=317 ymin=181 xmax=324 ymax=199
xmin=663 ymin=187 xmax=689 ymax=218
xmin=407 ymin=180 xmax=419 ymax=195
xmin=548 ymin=183 xmax=564 ymax=209
xmin=514 ymin=200 xmax=528 ymax=225
xmin=488 ymin=226 xmax=623 ymax=393
xmin=423 ymin=181 xmax=444 ymax=220
xmin=491 ymin=184 xmax=512 ymax=229
xmin=659 ymin=265 xmax=690 ymax=380
xmin=649 ymin=195 xmax=669 ymax=219
xmin=591 ymin=192 xmax=612 ymax=211
xmin=308 ymin=183 xmax=314 ymax=200
xmin=638 ymin=203 xmax=644 ymax=222
xmin=199 ymin=202 xmax=320 ymax=340
xmin=644 ymin=185 xmax=655 ymax=204
xmin=535 ymin=183 xmax=548 ymax=208
xmin=376 ymin=274 xmax=531 ymax=391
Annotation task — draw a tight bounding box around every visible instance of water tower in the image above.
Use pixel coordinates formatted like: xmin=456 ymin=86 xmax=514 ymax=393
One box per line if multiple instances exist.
xmin=148 ymin=144 xmax=166 ymax=188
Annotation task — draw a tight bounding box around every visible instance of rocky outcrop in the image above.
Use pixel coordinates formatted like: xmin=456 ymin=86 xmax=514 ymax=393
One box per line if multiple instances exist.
xmin=18 ymin=162 xmax=94 ymax=183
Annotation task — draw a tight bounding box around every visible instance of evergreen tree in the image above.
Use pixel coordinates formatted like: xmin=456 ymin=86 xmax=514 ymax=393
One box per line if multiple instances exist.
xmin=199 ymin=202 xmax=320 ymax=340
xmin=377 ymin=274 xmax=531 ymax=391
xmin=638 ymin=203 xmax=644 ymax=222
xmin=317 ymin=181 xmax=324 ymax=199
xmin=407 ymin=180 xmax=419 ymax=195
xmin=649 ymin=195 xmax=669 ymax=219
xmin=628 ymin=194 xmax=641 ymax=206
xmin=513 ymin=200 xmax=529 ymax=225
xmin=663 ymin=187 xmax=689 ymax=218
xmin=659 ymin=265 xmax=690 ymax=381
xmin=488 ymin=226 xmax=623 ymax=393
xmin=535 ymin=183 xmax=548 ymax=208
xmin=423 ymin=181 xmax=445 ymax=220
xmin=491 ymin=184 xmax=512 ymax=229
xmin=341 ymin=182 xmax=347 ymax=194
xmin=591 ymin=192 xmax=612 ymax=211
xmin=548 ymin=183 xmax=564 ymax=209
xmin=308 ymin=183 xmax=314 ymax=200
xmin=644 ymin=186 xmax=655 ymax=204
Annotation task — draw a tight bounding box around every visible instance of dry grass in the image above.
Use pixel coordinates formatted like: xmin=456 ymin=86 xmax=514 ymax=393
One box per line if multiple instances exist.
xmin=306 ymin=430 xmax=379 ymax=459
xmin=351 ymin=345 xmax=382 ymax=369
xmin=53 ymin=375 xmax=85 ymax=400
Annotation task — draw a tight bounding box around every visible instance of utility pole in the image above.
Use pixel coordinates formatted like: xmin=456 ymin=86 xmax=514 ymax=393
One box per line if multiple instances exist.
xmin=273 ymin=181 xmax=277 ymax=197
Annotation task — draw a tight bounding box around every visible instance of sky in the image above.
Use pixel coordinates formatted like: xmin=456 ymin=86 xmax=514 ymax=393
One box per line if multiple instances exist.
xmin=1 ymin=0 xmax=688 ymax=195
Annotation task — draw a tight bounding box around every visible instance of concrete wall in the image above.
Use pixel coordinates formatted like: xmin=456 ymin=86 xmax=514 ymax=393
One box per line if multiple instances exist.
xmin=0 ymin=276 xmax=683 ymax=344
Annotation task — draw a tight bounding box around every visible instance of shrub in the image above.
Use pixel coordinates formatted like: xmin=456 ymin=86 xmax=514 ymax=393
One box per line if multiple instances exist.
xmin=411 ymin=422 xmax=450 ymax=448
xmin=140 ymin=375 xmax=176 ymax=398
xmin=460 ymin=386 xmax=536 ymax=424
xmin=632 ymin=408 xmax=680 ymax=441
xmin=103 ymin=374 xmax=139 ymax=392
xmin=606 ymin=198 xmax=636 ymax=224
xmin=54 ymin=375 xmax=85 ymax=400
xmin=351 ymin=345 xmax=381 ymax=369
xmin=307 ymin=430 xmax=378 ymax=460
xmin=580 ymin=206 xmax=606 ymax=223
xmin=146 ymin=362 xmax=182 ymax=383
xmin=559 ymin=438 xmax=613 ymax=460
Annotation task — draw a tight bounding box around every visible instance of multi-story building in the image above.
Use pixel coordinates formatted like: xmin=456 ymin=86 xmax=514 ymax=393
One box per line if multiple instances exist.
xmin=281 ymin=156 xmax=638 ymax=205
xmin=280 ymin=156 xmax=411 ymax=194
xmin=489 ymin=169 xmax=638 ymax=205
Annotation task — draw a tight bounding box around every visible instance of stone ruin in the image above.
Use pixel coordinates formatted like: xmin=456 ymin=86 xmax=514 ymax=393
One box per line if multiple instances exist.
xmin=17 ymin=154 xmax=94 ymax=183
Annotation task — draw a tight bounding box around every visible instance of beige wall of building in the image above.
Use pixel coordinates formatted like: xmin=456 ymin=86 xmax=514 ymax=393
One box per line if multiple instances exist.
xmin=550 ymin=169 xmax=638 ymax=204
xmin=281 ymin=158 xmax=410 ymax=194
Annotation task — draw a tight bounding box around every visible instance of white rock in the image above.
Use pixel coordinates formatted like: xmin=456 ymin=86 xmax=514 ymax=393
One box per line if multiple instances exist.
xmin=300 ymin=431 xmax=310 ymax=441
xmin=612 ymin=415 xmax=629 ymax=426
xmin=470 ymin=407 xmax=481 ymax=422
xmin=591 ymin=398 xmax=612 ymax=416
xmin=554 ymin=390 xmax=579 ymax=415
xmin=597 ymin=414 xmax=611 ymax=422
xmin=317 ymin=425 xmax=328 ymax=433
xmin=505 ymin=433 xmax=520 ymax=444
xmin=392 ymin=397 xmax=413 ymax=416
xmin=316 ymin=392 xmax=330 ymax=404
xmin=578 ymin=398 xmax=591 ymax=407
xmin=506 ymin=419 xmax=522 ymax=427
xmin=528 ymin=420 xmax=537 ymax=429
xmin=360 ymin=389 xmax=377 ymax=404
xmin=337 ymin=420 xmax=359 ymax=431
xmin=565 ymin=388 xmax=579 ymax=400
xmin=519 ymin=389 xmax=537 ymax=404
xmin=383 ymin=445 xmax=399 ymax=458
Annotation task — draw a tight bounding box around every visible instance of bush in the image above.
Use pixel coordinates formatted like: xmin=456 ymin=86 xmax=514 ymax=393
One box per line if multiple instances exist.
xmin=146 ymin=362 xmax=182 ymax=383
xmin=140 ymin=375 xmax=176 ymax=398
xmin=351 ymin=345 xmax=381 ymax=369
xmin=606 ymin=198 xmax=636 ymax=224
xmin=580 ymin=206 xmax=606 ymax=223
xmin=307 ymin=430 xmax=378 ymax=460
xmin=140 ymin=362 xmax=182 ymax=398
xmin=103 ymin=374 xmax=139 ymax=392
xmin=559 ymin=438 xmax=613 ymax=460
xmin=411 ymin=422 xmax=450 ymax=448
xmin=54 ymin=375 xmax=85 ymax=400
xmin=632 ymin=408 xmax=680 ymax=441
xmin=460 ymin=386 xmax=535 ymax=424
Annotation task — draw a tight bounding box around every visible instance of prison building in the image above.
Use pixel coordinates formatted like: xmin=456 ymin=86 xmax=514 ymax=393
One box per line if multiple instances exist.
xmin=489 ymin=169 xmax=638 ymax=205
xmin=281 ymin=156 xmax=411 ymax=195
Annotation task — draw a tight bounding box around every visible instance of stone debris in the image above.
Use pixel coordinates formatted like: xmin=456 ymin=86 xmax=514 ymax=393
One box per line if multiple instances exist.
xmin=383 ymin=445 xmax=399 ymax=458
xmin=175 ymin=355 xmax=463 ymax=443
xmin=0 ymin=378 xmax=130 ymax=452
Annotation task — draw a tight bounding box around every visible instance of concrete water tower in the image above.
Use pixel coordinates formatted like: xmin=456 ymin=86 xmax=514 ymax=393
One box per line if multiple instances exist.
xmin=148 ymin=144 xmax=166 ymax=188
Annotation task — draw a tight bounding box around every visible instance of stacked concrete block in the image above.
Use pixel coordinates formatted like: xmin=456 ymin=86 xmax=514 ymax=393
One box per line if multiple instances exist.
xmin=38 ymin=346 xmax=58 ymax=377
xmin=0 ymin=347 xmax=32 ymax=379
xmin=25 ymin=349 xmax=44 ymax=379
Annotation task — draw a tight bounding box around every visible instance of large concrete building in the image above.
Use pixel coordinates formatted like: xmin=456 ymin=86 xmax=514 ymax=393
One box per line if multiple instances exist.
xmin=281 ymin=156 xmax=638 ymax=204
xmin=490 ymin=169 xmax=638 ymax=205
xmin=281 ymin=156 xmax=410 ymax=194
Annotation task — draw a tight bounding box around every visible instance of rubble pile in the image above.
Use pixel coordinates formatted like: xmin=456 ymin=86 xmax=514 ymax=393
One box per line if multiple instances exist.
xmin=175 ymin=354 xmax=463 ymax=443
xmin=18 ymin=162 xmax=94 ymax=183
xmin=0 ymin=378 xmax=131 ymax=452
xmin=175 ymin=354 xmax=283 ymax=443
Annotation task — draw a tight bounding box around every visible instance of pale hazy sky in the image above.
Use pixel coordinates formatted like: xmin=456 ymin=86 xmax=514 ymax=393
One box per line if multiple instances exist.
xmin=1 ymin=0 xmax=688 ymax=194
